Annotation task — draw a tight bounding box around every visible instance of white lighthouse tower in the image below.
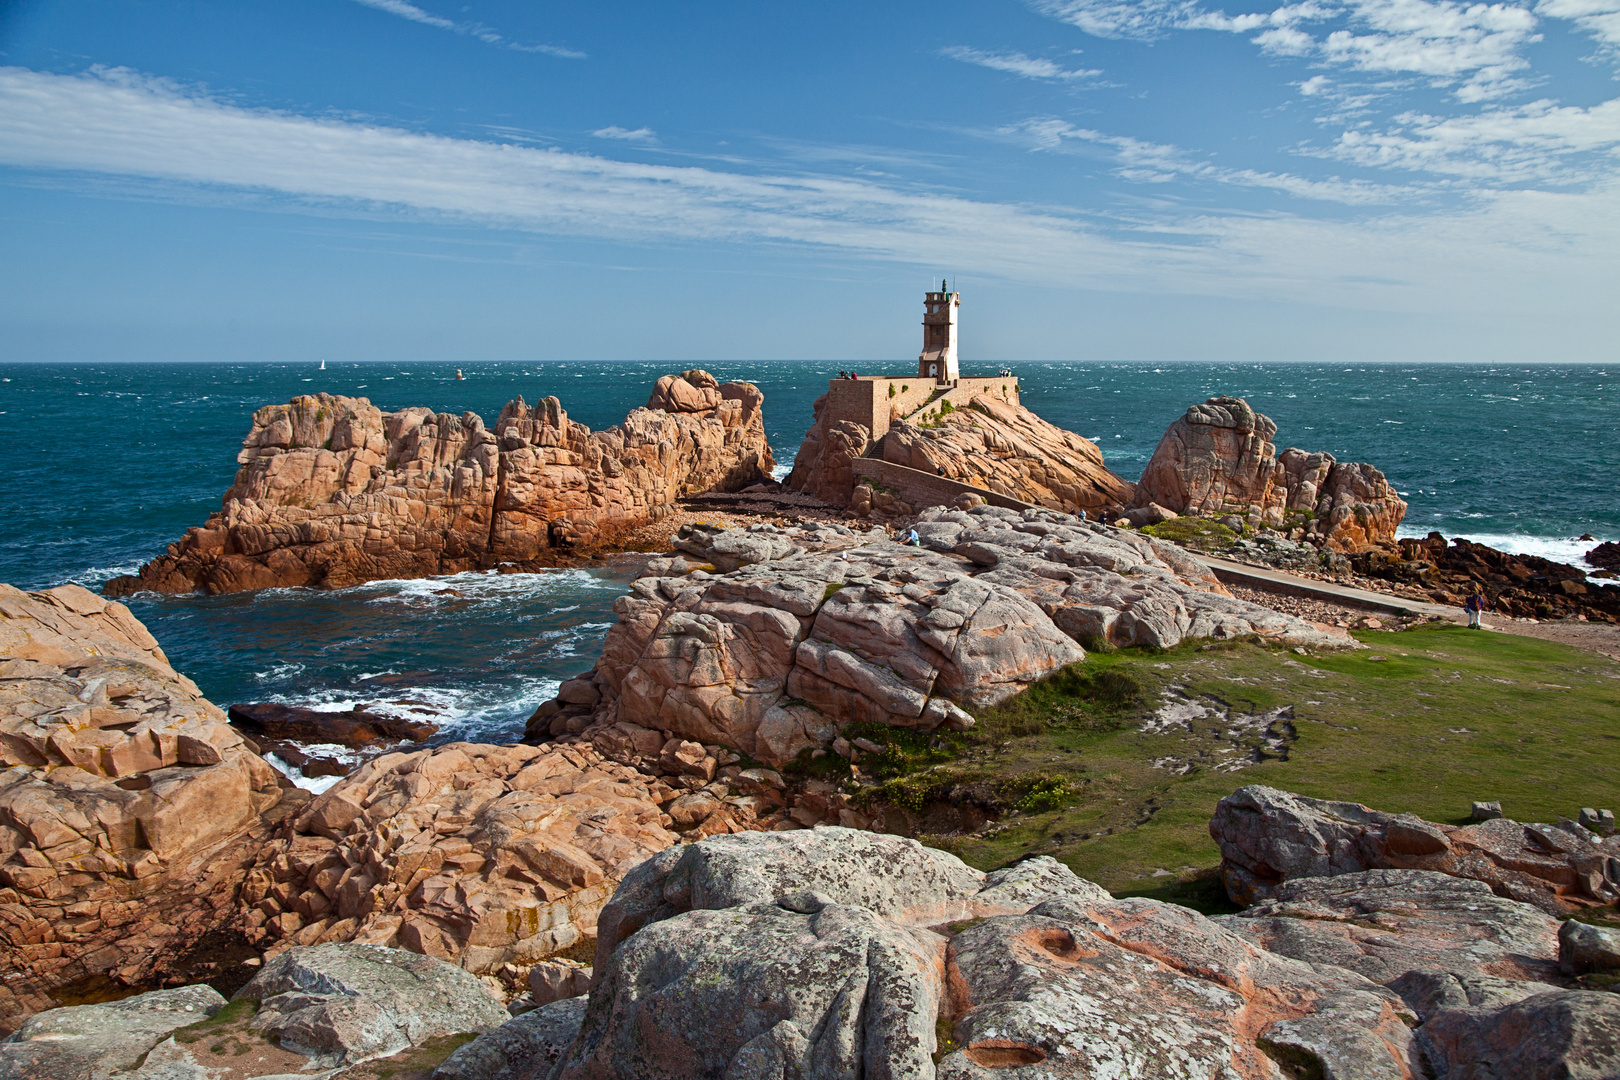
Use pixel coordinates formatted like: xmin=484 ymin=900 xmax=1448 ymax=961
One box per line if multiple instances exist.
xmin=918 ymin=280 xmax=960 ymax=384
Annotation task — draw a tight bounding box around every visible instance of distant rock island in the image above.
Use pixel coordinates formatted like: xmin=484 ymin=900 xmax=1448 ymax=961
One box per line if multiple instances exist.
xmin=105 ymin=370 xmax=773 ymax=596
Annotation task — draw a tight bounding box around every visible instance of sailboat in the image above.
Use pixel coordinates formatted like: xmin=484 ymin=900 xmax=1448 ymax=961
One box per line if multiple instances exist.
xmin=319 ymin=359 xmax=326 ymax=371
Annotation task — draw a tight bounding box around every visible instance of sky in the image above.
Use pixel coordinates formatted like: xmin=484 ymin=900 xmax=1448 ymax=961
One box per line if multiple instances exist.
xmin=0 ymin=0 xmax=1616 ymax=364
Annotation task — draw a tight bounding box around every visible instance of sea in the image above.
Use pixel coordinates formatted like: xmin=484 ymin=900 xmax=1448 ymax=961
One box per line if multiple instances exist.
xmin=2 ymin=361 xmax=1614 ymax=784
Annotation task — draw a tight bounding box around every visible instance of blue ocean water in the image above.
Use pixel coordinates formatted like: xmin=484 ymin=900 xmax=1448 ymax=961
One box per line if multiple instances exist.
xmin=1 ymin=361 xmax=1614 ymax=762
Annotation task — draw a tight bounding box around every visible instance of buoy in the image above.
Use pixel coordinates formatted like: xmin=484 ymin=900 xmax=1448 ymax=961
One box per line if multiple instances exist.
xmin=455 ymin=368 xmax=465 ymax=380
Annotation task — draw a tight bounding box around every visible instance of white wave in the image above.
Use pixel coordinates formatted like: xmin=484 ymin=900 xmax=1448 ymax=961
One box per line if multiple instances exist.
xmin=261 ymin=675 xmax=564 ymax=740
xmin=61 ymin=561 xmax=144 ymax=587
xmin=263 ymin=752 xmax=347 ymax=795
xmin=1396 ymin=526 xmax=1612 ymax=568
xmin=254 ymin=661 xmax=306 ymax=682
xmin=771 ymin=462 xmax=792 ymax=481
xmin=348 ymin=567 xmax=621 ymax=606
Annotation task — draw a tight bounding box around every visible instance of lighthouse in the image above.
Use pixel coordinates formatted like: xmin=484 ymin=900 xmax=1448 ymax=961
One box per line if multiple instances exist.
xmin=918 ymin=280 xmax=960 ymax=384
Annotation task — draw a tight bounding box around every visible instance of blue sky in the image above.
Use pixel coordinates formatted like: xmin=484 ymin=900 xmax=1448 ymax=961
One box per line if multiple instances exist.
xmin=1 ymin=0 xmax=1616 ymax=363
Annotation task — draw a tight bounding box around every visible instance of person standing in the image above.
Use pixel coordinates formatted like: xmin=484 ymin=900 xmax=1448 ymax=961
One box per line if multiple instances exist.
xmin=1465 ymin=588 xmax=1485 ymax=628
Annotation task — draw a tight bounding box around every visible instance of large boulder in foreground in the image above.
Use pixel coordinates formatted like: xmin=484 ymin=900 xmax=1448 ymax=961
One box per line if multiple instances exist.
xmin=1134 ymin=396 xmax=1406 ymax=551
xmin=0 ymin=583 xmax=289 ymax=1030
xmin=106 ymin=370 xmax=775 ymax=596
xmin=240 ymin=741 xmax=678 ymax=974
xmin=544 ymin=509 xmax=1347 ymax=763
xmin=1211 ymin=785 xmax=1620 ymax=915
xmin=0 ymin=984 xmax=225 ymax=1079
xmin=547 ymin=827 xmax=1422 ymax=1080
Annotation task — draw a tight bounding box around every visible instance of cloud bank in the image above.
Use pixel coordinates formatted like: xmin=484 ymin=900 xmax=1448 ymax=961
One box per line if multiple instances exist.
xmin=0 ymin=65 xmax=1615 ymax=320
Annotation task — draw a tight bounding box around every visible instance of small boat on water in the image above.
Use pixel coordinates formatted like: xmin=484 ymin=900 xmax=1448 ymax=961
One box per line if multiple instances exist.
xmin=455 ymin=368 xmax=465 ymax=380
xmin=319 ymin=359 xmax=326 ymax=370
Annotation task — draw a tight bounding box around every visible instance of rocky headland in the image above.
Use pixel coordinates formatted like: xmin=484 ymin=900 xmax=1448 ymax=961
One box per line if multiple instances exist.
xmin=785 ymin=384 xmax=1133 ymax=515
xmin=104 ymin=370 xmax=774 ymax=597
xmin=1129 ymin=395 xmax=1407 ymax=552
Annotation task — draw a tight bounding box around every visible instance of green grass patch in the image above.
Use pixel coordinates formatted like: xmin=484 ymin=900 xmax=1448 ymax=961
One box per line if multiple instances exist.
xmin=173 ymin=998 xmax=257 ymax=1044
xmin=1140 ymin=517 xmax=1239 ymax=551
xmin=847 ymin=624 xmax=1620 ymax=912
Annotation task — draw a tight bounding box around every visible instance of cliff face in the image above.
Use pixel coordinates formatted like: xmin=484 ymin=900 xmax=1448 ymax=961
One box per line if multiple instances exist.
xmin=1134 ymin=396 xmax=1406 ymax=552
xmin=0 ymin=582 xmax=290 ymax=1028
xmin=785 ymin=389 xmax=1132 ymax=514
xmin=105 ymin=370 xmax=774 ymax=596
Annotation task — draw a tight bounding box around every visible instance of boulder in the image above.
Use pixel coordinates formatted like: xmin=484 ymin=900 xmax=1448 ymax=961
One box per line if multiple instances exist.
xmin=0 ymin=583 xmax=289 ymax=1031
xmin=1133 ymin=396 xmax=1406 ymax=552
xmin=0 ymin=985 xmax=224 ymax=1079
xmin=241 ymin=742 xmax=676 ymax=975
xmin=105 ymin=372 xmax=775 ymax=596
xmin=235 ymin=943 xmax=510 ymax=1067
xmin=227 ymin=702 xmax=437 ymax=748
xmin=1218 ymin=869 xmax=1562 ymax=985
xmin=558 ymin=828 xmax=1421 ymax=1080
xmin=1211 ymin=785 xmax=1620 ymax=915
xmin=1560 ymin=919 xmax=1620 ymax=976
xmin=433 ymin=997 xmax=588 ymax=1080
xmin=581 ymin=512 xmax=1346 ymax=763
xmin=1414 ymin=986 xmax=1620 ymax=1079
xmin=527 ymin=960 xmax=592 ymax=1006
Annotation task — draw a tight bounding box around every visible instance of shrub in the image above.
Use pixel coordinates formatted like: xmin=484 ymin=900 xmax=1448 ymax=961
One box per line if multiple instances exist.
xmin=888 ymin=384 xmax=897 ymax=398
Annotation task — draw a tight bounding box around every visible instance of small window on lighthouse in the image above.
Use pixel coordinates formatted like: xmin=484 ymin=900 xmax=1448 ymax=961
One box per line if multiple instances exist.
xmin=929 ymin=363 xmax=938 ymax=377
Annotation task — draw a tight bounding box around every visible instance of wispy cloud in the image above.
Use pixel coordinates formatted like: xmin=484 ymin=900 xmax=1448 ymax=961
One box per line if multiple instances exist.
xmin=1 ymin=65 xmax=1615 ymax=320
xmin=351 ymin=0 xmax=585 ymax=58
xmin=1001 ymin=116 xmax=1419 ymax=201
xmin=940 ymin=46 xmax=1103 ymax=81
xmin=1034 ymin=0 xmax=1543 ymax=99
xmin=592 ymin=126 xmax=657 ymax=143
xmin=1536 ymin=0 xmax=1620 ymax=56
xmin=1321 ymin=96 xmax=1620 ymax=179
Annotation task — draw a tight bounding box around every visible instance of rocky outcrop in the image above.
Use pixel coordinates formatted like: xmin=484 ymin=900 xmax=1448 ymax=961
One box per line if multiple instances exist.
xmin=240 ymin=741 xmax=678 ymax=976
xmin=105 ymin=370 xmax=775 ymax=597
xmin=786 ymin=388 xmax=1131 ymax=514
xmin=0 ymin=583 xmax=291 ymax=1030
xmin=234 ymin=942 xmax=510 ymax=1067
xmin=435 ymin=997 xmax=588 ymax=1080
xmin=536 ymin=509 xmax=1348 ymax=765
xmin=0 ymin=984 xmax=227 ymax=1078
xmin=1211 ymin=785 xmax=1620 ymax=915
xmin=551 ymin=828 xmax=1422 ymax=1080
xmin=1217 ymin=868 xmax=1563 ymax=985
xmin=1357 ymin=532 xmax=1620 ymax=623
xmin=1134 ymin=396 xmax=1407 ymax=551
xmin=0 ymin=944 xmax=513 ymax=1078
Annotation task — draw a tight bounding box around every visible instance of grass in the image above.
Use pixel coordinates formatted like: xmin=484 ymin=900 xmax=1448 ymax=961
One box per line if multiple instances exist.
xmin=850 ymin=624 xmax=1620 ymax=912
xmin=1140 ymin=517 xmax=1240 ymax=551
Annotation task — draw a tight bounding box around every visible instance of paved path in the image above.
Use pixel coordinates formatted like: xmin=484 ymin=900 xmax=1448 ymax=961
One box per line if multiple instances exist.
xmin=1192 ymin=554 xmax=1461 ymax=620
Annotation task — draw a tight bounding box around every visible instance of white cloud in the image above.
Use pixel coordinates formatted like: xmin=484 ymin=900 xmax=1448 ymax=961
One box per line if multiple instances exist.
xmin=1324 ymin=96 xmax=1620 ymax=178
xmin=941 ymin=46 xmax=1103 ymax=81
xmin=1537 ymin=0 xmax=1620 ymax=54
xmin=592 ymin=126 xmax=657 ymax=143
xmin=1001 ymin=116 xmax=1418 ymax=200
xmin=1031 ymin=0 xmax=1206 ymax=39
xmin=353 ymin=0 xmax=454 ymax=30
xmin=350 ymin=0 xmax=585 ymax=58
xmin=0 ymin=64 xmax=1615 ymax=330
xmin=1036 ymin=0 xmax=1542 ymax=99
